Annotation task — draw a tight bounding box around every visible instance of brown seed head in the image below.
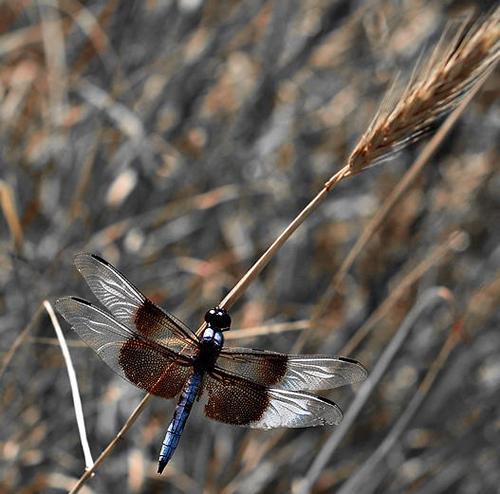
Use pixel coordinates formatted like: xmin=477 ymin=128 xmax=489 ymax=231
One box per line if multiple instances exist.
xmin=348 ymin=8 xmax=500 ymax=173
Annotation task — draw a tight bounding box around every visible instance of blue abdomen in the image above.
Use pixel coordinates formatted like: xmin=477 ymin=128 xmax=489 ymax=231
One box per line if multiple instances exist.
xmin=157 ymin=372 xmax=202 ymax=473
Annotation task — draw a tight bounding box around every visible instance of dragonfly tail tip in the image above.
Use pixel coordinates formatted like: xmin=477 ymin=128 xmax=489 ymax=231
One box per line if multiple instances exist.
xmin=157 ymin=459 xmax=168 ymax=474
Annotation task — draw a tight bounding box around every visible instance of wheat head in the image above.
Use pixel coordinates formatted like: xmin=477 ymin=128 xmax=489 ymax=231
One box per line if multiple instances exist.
xmin=348 ymin=8 xmax=500 ymax=173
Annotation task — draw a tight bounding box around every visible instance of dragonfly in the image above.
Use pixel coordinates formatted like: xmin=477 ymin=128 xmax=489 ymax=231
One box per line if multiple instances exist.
xmin=55 ymin=253 xmax=367 ymax=473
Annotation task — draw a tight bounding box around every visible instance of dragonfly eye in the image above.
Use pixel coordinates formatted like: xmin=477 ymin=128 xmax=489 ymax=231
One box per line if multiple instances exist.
xmin=204 ymin=307 xmax=231 ymax=330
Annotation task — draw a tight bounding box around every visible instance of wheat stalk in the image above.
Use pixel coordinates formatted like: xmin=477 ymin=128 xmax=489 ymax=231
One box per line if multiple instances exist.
xmin=348 ymin=8 xmax=500 ymax=173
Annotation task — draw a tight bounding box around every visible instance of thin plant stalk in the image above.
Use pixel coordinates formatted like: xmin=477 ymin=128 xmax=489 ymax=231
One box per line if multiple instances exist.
xmin=44 ymin=301 xmax=94 ymax=470
xmin=68 ymin=395 xmax=151 ymax=494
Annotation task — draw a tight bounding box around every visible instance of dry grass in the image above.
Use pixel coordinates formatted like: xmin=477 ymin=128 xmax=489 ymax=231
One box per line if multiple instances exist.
xmin=1 ymin=2 xmax=499 ymax=494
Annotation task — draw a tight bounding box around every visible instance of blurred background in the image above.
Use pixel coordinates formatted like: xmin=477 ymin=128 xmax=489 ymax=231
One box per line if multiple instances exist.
xmin=0 ymin=1 xmax=499 ymax=493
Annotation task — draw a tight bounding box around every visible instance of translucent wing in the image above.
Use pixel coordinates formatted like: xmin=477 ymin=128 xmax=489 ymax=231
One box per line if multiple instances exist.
xmin=216 ymin=347 xmax=367 ymax=391
xmin=55 ymin=296 xmax=193 ymax=398
xmin=74 ymin=253 xmax=199 ymax=355
xmin=202 ymin=367 xmax=343 ymax=429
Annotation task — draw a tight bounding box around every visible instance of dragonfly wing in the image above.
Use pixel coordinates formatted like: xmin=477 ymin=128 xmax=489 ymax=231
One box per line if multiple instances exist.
xmin=74 ymin=253 xmax=199 ymax=354
xmin=217 ymin=347 xmax=367 ymax=391
xmin=202 ymin=367 xmax=343 ymax=428
xmin=55 ymin=296 xmax=193 ymax=398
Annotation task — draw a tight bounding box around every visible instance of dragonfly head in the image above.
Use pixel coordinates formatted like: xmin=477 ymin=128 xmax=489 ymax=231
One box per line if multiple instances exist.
xmin=204 ymin=307 xmax=231 ymax=331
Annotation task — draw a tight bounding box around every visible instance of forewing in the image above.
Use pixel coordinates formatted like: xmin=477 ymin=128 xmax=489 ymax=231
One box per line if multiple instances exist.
xmin=74 ymin=253 xmax=199 ymax=354
xmin=202 ymin=367 xmax=343 ymax=429
xmin=217 ymin=347 xmax=367 ymax=391
xmin=55 ymin=296 xmax=193 ymax=399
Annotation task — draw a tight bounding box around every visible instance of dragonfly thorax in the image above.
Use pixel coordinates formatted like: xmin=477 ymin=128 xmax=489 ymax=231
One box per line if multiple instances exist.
xmin=196 ymin=326 xmax=223 ymax=371
xmin=200 ymin=326 xmax=224 ymax=348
